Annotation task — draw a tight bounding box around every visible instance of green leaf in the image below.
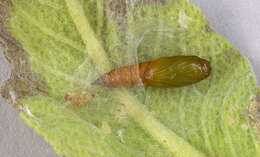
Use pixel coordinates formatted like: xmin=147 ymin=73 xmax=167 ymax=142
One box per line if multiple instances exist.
xmin=8 ymin=0 xmax=259 ymax=156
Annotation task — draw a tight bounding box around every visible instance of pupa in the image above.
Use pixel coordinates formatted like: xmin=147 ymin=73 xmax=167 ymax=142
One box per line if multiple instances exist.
xmin=92 ymin=56 xmax=211 ymax=88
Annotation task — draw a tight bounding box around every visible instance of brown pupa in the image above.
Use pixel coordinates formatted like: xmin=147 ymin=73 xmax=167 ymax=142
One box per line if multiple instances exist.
xmin=92 ymin=56 xmax=211 ymax=88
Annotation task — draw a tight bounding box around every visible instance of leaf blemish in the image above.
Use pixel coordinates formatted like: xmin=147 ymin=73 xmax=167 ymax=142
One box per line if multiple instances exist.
xmin=65 ymin=89 xmax=94 ymax=107
xmin=205 ymin=24 xmax=214 ymax=33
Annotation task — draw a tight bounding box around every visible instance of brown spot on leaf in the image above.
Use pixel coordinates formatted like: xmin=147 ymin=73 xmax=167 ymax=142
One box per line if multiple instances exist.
xmin=65 ymin=89 xmax=94 ymax=107
xmin=205 ymin=24 xmax=214 ymax=33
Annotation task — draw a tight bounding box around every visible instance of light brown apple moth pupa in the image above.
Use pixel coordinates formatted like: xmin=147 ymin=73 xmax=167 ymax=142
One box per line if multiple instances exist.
xmin=92 ymin=56 xmax=211 ymax=88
